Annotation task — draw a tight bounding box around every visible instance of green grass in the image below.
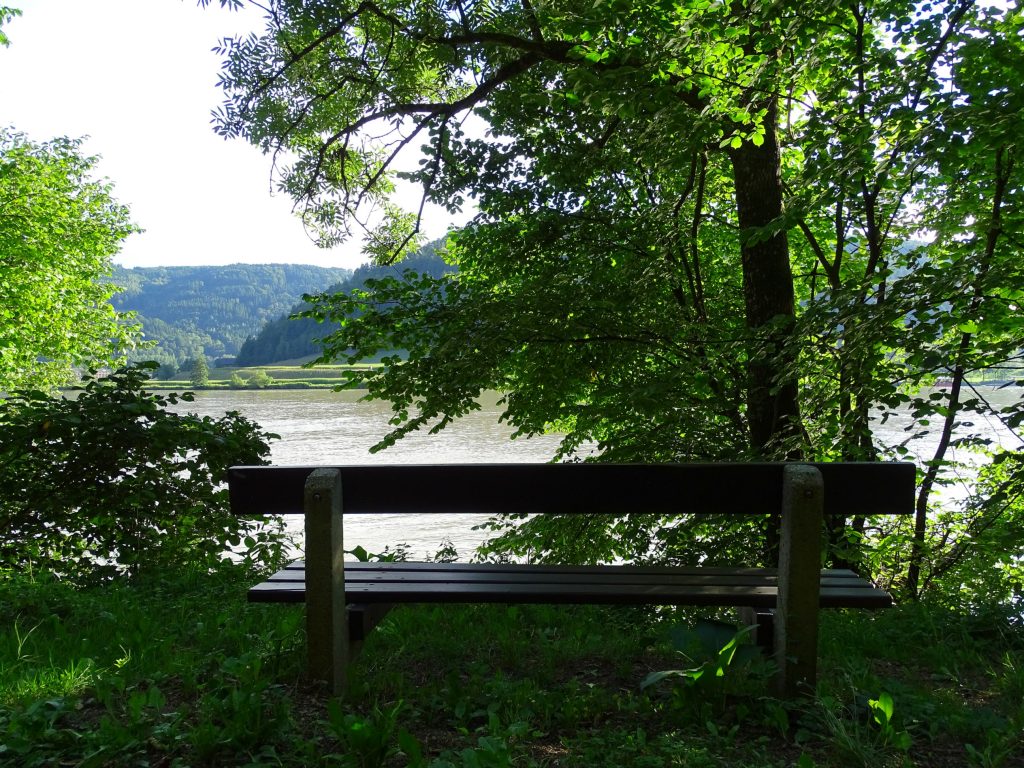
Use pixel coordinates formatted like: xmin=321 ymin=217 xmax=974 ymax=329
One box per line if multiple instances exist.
xmin=140 ymin=364 xmax=382 ymax=390
xmin=1 ymin=567 xmax=1021 ymax=767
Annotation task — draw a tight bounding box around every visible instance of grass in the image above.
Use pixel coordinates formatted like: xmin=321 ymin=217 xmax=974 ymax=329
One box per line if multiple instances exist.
xmin=141 ymin=363 xmax=381 ymax=390
xmin=1 ymin=566 xmax=1022 ymax=767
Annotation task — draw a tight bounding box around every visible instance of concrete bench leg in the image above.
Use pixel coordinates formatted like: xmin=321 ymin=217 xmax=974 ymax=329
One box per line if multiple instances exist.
xmin=775 ymin=464 xmax=824 ymax=698
xmin=304 ymin=468 xmax=348 ymax=695
xmin=348 ymin=603 xmax=394 ymax=661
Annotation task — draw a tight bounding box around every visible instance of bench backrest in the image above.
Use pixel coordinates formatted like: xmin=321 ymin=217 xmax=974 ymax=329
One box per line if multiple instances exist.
xmin=228 ymin=463 xmax=915 ymax=518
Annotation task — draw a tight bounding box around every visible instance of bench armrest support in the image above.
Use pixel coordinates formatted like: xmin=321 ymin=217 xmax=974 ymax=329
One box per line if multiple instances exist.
xmin=304 ymin=468 xmax=348 ymax=695
xmin=775 ymin=464 xmax=824 ymax=697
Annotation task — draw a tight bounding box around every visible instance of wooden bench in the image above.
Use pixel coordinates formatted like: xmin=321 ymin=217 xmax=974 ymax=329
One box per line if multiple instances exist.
xmin=228 ymin=462 xmax=915 ymax=697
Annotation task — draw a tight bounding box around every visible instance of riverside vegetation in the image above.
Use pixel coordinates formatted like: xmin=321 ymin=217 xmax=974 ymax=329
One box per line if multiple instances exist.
xmin=2 ymin=0 xmax=1023 ymax=764
xmin=144 ymin=362 xmax=380 ymax=391
xmin=1 ymin=366 xmax=1022 ymax=767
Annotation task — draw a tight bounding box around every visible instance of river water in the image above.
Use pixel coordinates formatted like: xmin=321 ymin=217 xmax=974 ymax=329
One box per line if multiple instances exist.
xmin=172 ymin=389 xmax=566 ymax=559
xmin=172 ymin=387 xmax=1023 ymax=560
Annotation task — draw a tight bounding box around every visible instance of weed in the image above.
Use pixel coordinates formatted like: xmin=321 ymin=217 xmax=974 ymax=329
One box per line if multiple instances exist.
xmin=11 ymin=616 xmax=40 ymax=662
xmin=346 ymin=543 xmax=410 ymax=562
xmin=868 ymin=692 xmax=913 ymax=750
xmin=800 ymin=689 xmax=913 ymax=768
xmin=325 ymin=699 xmax=406 ymax=768
xmin=641 ymin=620 xmax=767 ymax=720
xmin=993 ymin=650 xmax=1024 ymax=705
xmin=430 ymin=538 xmax=460 ymax=564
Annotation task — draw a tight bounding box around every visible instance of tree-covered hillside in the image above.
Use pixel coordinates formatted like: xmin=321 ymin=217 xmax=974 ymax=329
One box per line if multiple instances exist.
xmin=235 ymin=242 xmax=451 ymax=366
xmin=109 ymin=264 xmax=350 ymax=367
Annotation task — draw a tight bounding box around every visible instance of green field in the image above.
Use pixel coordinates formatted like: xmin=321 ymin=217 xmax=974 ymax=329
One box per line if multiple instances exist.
xmin=145 ymin=364 xmax=382 ymax=390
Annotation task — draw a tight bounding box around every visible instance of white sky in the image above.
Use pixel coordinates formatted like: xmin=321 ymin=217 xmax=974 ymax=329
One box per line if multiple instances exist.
xmin=1 ymin=0 xmax=452 ymax=269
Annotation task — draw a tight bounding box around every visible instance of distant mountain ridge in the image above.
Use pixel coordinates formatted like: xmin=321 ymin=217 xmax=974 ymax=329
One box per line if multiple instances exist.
xmin=110 ymin=263 xmax=351 ymax=367
xmin=235 ymin=242 xmax=452 ymax=366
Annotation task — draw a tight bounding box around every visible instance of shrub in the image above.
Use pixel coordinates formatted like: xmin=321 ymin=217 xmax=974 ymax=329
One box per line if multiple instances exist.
xmin=248 ymin=369 xmax=273 ymax=389
xmin=0 ymin=363 xmax=285 ymax=582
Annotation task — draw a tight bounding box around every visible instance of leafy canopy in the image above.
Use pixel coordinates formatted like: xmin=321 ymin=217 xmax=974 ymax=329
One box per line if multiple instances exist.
xmin=209 ymin=0 xmax=1024 ymax=601
xmin=0 ymin=6 xmax=18 ymax=46
xmin=0 ymin=129 xmax=141 ymax=392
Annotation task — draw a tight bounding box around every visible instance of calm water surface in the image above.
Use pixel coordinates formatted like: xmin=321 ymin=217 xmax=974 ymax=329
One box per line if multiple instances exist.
xmin=172 ymin=389 xmax=565 ymax=558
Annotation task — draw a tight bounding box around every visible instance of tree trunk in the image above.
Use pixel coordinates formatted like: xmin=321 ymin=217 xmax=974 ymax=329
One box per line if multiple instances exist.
xmin=728 ymin=101 xmax=803 ymax=460
xmin=727 ymin=100 xmax=804 ymax=563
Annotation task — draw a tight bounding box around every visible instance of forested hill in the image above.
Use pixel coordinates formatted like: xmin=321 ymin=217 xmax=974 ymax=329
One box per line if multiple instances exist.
xmin=236 ymin=243 xmax=451 ymax=366
xmin=110 ymin=264 xmax=350 ymax=367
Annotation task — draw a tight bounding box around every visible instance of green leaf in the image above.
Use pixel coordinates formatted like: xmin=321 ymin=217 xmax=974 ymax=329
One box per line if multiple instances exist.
xmin=868 ymin=691 xmax=894 ymax=725
xmin=346 ymin=545 xmax=371 ymax=562
xmin=957 ymin=320 xmax=979 ymax=334
xmin=640 ymin=669 xmax=685 ymax=689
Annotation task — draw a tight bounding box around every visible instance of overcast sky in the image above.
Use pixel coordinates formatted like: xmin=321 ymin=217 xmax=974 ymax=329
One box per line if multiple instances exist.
xmin=2 ymin=0 xmax=450 ymax=269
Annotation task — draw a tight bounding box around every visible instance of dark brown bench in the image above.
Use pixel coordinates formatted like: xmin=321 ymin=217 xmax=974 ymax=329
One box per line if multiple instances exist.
xmin=228 ymin=462 xmax=915 ymax=697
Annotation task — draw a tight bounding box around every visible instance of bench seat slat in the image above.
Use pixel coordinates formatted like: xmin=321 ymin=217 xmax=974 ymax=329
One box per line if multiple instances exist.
xmin=277 ymin=560 xmax=849 ymax=577
xmin=261 ymin=567 xmax=868 ymax=588
xmin=247 ymin=561 xmax=892 ymax=609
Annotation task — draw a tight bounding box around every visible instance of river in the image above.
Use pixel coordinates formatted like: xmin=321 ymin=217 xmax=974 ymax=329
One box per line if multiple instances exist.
xmin=172 ymin=386 xmax=1023 ymax=560
xmin=171 ymin=389 xmax=567 ymax=559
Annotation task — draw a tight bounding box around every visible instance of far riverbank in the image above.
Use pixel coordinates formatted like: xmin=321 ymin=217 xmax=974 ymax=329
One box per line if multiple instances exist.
xmin=142 ymin=363 xmax=373 ymax=390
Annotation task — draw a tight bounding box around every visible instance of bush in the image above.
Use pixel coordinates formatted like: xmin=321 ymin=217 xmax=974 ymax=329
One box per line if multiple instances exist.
xmin=248 ymin=369 xmax=273 ymax=389
xmin=0 ymin=363 xmax=286 ymax=583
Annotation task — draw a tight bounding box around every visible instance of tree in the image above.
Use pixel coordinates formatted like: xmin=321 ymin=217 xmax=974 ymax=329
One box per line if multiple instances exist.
xmin=189 ymin=353 xmax=211 ymax=388
xmin=210 ymin=1 xmax=1023 ymax=598
xmin=0 ymin=363 xmax=284 ymax=582
xmin=210 ymin=0 xmax=807 ymax=463
xmin=0 ymin=128 xmax=140 ymax=392
xmin=0 ymin=6 xmax=19 ymax=47
xmin=249 ymin=369 xmax=273 ymax=388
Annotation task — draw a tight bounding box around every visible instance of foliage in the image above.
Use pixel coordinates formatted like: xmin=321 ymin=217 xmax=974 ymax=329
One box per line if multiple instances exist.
xmin=641 ymin=621 xmax=765 ymax=721
xmin=2 ymin=575 xmax=1021 ymax=766
xmin=900 ymin=454 xmax=1024 ymax=610
xmin=237 ymin=241 xmax=451 ymax=366
xmin=190 ymin=353 xmax=211 ymax=387
xmin=248 ymin=369 xmax=273 ymax=388
xmin=0 ymin=5 xmax=19 ymax=46
xmin=0 ymin=128 xmax=141 ymax=392
xmin=109 ymin=263 xmax=349 ymax=368
xmin=0 ymin=363 xmax=284 ymax=582
xmin=0 ymin=568 xmax=307 ymax=766
xmin=866 ymin=692 xmax=912 ymax=753
xmin=210 ymin=0 xmax=1024 ymax=601
xmin=325 ymin=699 xmax=410 ymax=768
